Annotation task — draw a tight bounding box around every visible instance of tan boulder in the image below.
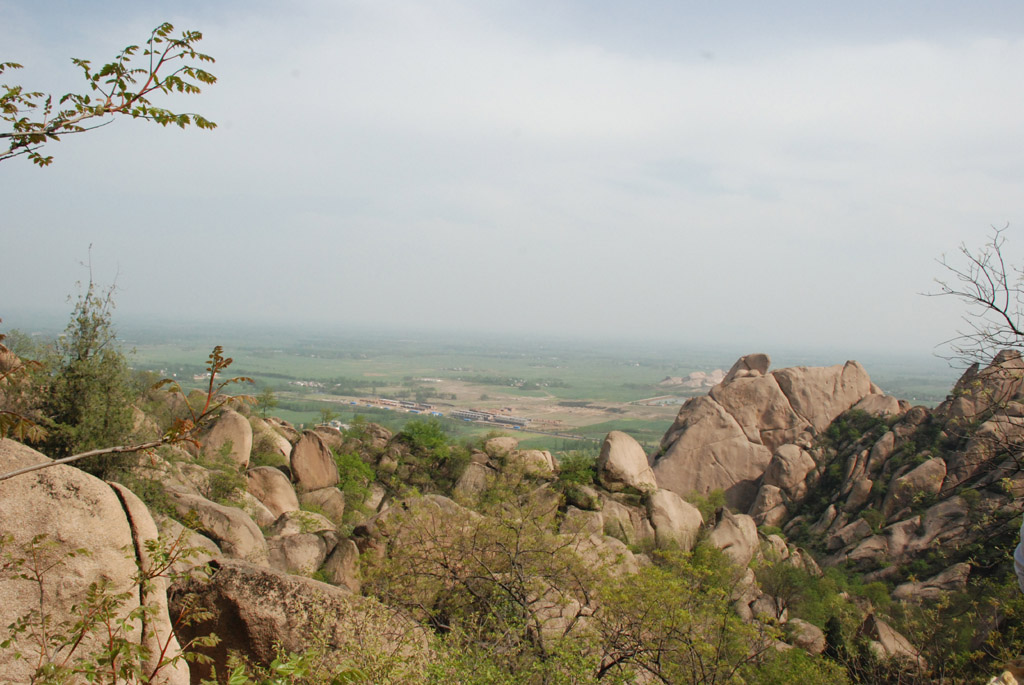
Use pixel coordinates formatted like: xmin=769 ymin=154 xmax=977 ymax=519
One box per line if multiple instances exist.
xmin=858 ymin=614 xmax=924 ymax=668
xmin=892 ymin=562 xmax=970 ymax=601
xmin=246 ymin=466 xmax=300 ymax=517
xmin=250 ymin=416 xmax=292 ymax=462
xmin=483 ymin=436 xmax=519 ymax=459
xmin=570 ymin=533 xmax=640 ymax=577
xmin=313 ymin=424 xmax=345 ymax=451
xmin=454 ymin=462 xmax=495 ymax=502
xmin=239 ymin=491 xmax=278 ymax=528
xmin=720 ymin=353 xmax=771 ymax=385
xmin=560 ymin=507 xmax=605 ymax=538
xmin=0 ymin=440 xmax=187 ymax=685
xmin=597 ymin=430 xmax=657 ymax=493
xmin=866 ymin=431 xmax=896 ymax=474
xmin=265 ymin=416 xmax=301 ymax=442
xmin=710 ymin=373 xmax=807 ymax=450
xmin=322 ymin=539 xmax=361 ymax=593
xmin=708 ymin=509 xmax=759 ymax=567
xmin=268 ymin=510 xmax=337 ymax=537
xmin=267 ymin=533 xmax=329 ymax=576
xmin=882 ymin=458 xmax=946 ymax=518
xmin=772 ymin=361 xmax=875 ymax=435
xmin=510 ymin=449 xmax=558 ymax=477
xmin=653 ymin=396 xmax=773 ymax=510
xmin=169 ymin=559 xmax=429 ymax=682
xmin=299 ymin=486 xmax=347 ymax=524
xmin=853 ymin=394 xmax=902 ymax=418
xmin=647 ymin=489 xmax=703 ymax=551
xmin=787 ymin=618 xmax=826 ymax=655
xmin=843 ymin=478 xmax=874 ymax=512
xmin=156 ymin=517 xmax=222 ymax=573
xmin=602 ymin=499 xmax=656 ymax=546
xmin=290 ymin=431 xmax=340 ymax=492
xmin=763 ymin=443 xmax=816 ymax=501
xmin=827 ymin=518 xmax=873 ymax=552
xmin=165 ymin=488 xmax=268 ymax=565
xmin=202 ymin=409 xmax=253 ymax=469
xmin=748 ymin=484 xmax=788 ymax=528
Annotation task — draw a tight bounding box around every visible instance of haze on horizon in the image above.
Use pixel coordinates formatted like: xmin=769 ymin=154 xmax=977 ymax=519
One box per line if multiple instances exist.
xmin=3 ymin=1 xmax=1024 ymax=358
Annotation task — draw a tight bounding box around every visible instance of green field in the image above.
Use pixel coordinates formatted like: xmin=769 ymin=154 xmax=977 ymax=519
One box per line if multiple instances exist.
xmin=117 ymin=327 xmax=961 ymax=447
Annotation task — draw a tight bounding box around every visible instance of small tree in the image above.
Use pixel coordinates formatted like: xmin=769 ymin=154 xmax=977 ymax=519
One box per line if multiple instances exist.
xmin=40 ymin=276 xmax=135 ymax=471
xmin=256 ymin=386 xmax=278 ymax=419
xmin=2 ymin=22 xmax=216 ymax=166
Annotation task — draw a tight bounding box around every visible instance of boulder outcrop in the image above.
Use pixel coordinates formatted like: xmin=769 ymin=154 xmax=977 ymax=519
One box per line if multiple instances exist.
xmin=246 ymin=465 xmax=300 ymax=517
xmin=201 ymin=409 xmax=253 ymax=469
xmin=169 ymin=560 xmax=430 ymax=682
xmin=0 ymin=439 xmax=187 ymax=684
xmin=653 ymin=354 xmax=881 ymax=510
xmin=290 ymin=431 xmax=340 ymax=492
xmin=597 ymin=430 xmax=657 ymax=493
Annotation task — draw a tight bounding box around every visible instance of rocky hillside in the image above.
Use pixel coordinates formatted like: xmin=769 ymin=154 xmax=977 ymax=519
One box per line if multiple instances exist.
xmin=2 ymin=349 xmax=1024 ymax=683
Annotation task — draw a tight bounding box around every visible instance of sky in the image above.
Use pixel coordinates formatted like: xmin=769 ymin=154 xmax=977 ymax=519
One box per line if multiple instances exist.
xmin=3 ymin=0 xmax=1024 ymax=358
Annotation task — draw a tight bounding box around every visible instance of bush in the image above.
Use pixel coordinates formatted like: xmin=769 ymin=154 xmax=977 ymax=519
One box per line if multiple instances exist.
xmin=557 ymin=451 xmax=596 ymax=485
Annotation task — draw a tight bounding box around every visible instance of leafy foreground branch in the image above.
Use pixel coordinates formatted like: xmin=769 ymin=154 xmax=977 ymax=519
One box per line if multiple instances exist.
xmin=1 ymin=529 xmax=217 ymax=684
xmin=1 ymin=22 xmax=216 ymax=166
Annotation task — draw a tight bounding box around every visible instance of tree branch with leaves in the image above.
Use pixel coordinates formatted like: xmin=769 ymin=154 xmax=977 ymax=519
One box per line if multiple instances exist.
xmin=1 ymin=22 xmax=216 ymax=167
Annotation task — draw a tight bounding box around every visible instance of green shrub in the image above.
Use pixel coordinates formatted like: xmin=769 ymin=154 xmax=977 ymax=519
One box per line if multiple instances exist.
xmin=557 ymin=451 xmax=596 ymax=485
xmin=686 ymin=489 xmax=726 ymax=521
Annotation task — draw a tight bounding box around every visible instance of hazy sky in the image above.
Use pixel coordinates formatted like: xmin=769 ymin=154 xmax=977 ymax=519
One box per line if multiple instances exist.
xmin=3 ymin=1 xmax=1024 ymax=356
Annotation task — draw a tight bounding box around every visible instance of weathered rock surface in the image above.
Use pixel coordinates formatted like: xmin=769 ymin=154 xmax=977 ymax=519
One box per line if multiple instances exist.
xmin=312 ymin=425 xmax=345 ymax=451
xmin=202 ymin=409 xmax=253 ymax=469
xmin=165 ymin=487 xmax=269 ymax=565
xmin=299 ymin=486 xmax=347 ymax=524
xmin=246 ymin=466 xmax=300 ymax=517
xmin=290 ymin=431 xmax=340 ymax=492
xmin=654 ymin=396 xmax=773 ymax=510
xmin=267 ymin=533 xmax=329 ymax=576
xmin=509 ymin=448 xmax=558 ymax=477
xmin=0 ymin=439 xmax=187 ymax=684
xmin=787 ymin=618 xmax=826 ymax=655
xmin=763 ymin=444 xmax=817 ymax=501
xmin=597 ymin=431 xmax=657 ymax=493
xmin=654 ymin=355 xmax=878 ymax=510
xmin=708 ymin=509 xmax=759 ymax=567
xmin=250 ymin=416 xmax=293 ymax=461
xmin=169 ymin=560 xmax=429 ymax=682
xmin=647 ymin=489 xmax=703 ymax=551
xmin=322 ymin=539 xmax=361 ymax=593
xmin=602 ymin=498 xmax=655 ymax=546
xmin=893 ymin=562 xmax=971 ymax=601
xmin=881 ymin=457 xmax=946 ymax=518
xmin=749 ymin=484 xmax=788 ymax=528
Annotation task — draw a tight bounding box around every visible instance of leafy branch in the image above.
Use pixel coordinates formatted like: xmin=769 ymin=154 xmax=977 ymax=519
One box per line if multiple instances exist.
xmin=1 ymin=22 xmax=216 ymax=166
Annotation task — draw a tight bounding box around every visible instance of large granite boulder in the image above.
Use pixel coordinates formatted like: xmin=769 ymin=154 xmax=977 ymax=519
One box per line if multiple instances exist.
xmin=246 ymin=466 xmax=300 ymax=517
xmin=708 ymin=509 xmax=759 ymax=567
xmin=653 ymin=355 xmax=878 ymax=511
xmin=201 ymin=409 xmax=253 ymax=469
xmin=646 ymin=489 xmax=703 ymax=551
xmin=0 ymin=439 xmax=188 ymax=684
xmin=169 ymin=560 xmax=430 ymax=682
xmin=250 ymin=416 xmax=293 ymax=461
xmin=597 ymin=431 xmax=657 ymax=493
xmin=164 ymin=488 xmax=269 ymax=566
xmin=882 ymin=457 xmax=947 ymax=518
xmin=653 ymin=396 xmax=772 ymax=510
xmin=290 ymin=431 xmax=340 ymax=492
